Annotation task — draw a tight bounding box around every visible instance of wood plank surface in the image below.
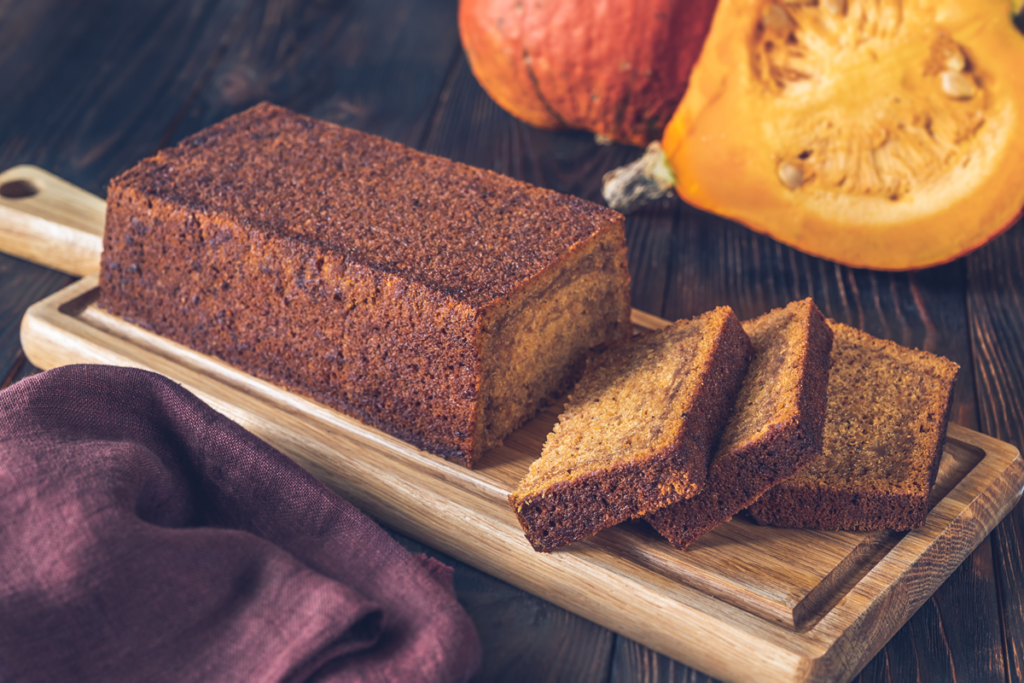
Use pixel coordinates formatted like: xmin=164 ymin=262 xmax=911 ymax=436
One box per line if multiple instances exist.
xmin=169 ymin=0 xmax=461 ymax=149
xmin=3 ymin=0 xmax=1024 ymax=680
xmin=0 ymin=253 xmax=73 ymax=388
xmin=19 ymin=275 xmax=1024 ymax=683
xmin=967 ymin=222 xmax=1024 ymax=683
xmin=0 ymin=0 xmax=251 ymax=196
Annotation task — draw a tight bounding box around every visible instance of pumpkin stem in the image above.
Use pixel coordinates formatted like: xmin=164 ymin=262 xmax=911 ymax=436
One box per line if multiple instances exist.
xmin=601 ymin=142 xmax=676 ymax=212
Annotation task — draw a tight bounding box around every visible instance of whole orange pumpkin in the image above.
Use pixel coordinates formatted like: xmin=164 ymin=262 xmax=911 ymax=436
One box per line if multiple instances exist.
xmin=458 ymin=0 xmax=719 ymax=146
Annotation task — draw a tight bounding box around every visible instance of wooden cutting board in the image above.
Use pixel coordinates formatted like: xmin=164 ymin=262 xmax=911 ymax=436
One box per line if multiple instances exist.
xmin=4 ymin=164 xmax=1023 ymax=683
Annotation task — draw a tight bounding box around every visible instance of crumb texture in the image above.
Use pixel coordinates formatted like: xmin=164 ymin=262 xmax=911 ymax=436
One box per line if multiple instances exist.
xmin=510 ymin=306 xmax=753 ymax=552
xmin=648 ymin=298 xmax=833 ymax=549
xmin=749 ymin=321 xmax=959 ymax=531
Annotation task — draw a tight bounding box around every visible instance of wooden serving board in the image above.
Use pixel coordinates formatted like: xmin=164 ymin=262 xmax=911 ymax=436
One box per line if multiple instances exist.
xmin=5 ymin=165 xmax=1024 ymax=682
xmin=18 ymin=278 xmax=1023 ymax=683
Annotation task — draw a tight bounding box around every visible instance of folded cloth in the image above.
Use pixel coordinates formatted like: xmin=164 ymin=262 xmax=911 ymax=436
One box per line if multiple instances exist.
xmin=0 ymin=365 xmax=481 ymax=682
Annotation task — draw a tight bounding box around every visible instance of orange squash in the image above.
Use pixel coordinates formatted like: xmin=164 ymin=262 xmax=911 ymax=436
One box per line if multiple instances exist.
xmin=458 ymin=0 xmax=718 ymax=146
xmin=661 ymin=0 xmax=1024 ymax=270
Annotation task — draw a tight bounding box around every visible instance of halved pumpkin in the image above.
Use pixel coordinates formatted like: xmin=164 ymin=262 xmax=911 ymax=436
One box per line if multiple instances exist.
xmin=663 ymin=0 xmax=1024 ymax=270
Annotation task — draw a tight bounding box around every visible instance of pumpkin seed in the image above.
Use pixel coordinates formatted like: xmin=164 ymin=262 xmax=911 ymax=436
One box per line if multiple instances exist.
xmin=944 ymin=46 xmax=966 ymax=72
xmin=928 ymin=35 xmax=968 ymax=75
xmin=762 ymin=4 xmax=793 ymax=34
xmin=941 ymin=71 xmax=976 ymax=99
xmin=754 ymin=0 xmax=986 ymax=199
xmin=778 ymin=162 xmax=804 ymax=189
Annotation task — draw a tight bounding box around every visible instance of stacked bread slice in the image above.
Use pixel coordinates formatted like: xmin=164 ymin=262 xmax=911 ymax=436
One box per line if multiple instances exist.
xmin=647 ymin=299 xmax=833 ymax=550
xmin=747 ymin=322 xmax=959 ymax=532
xmin=509 ymin=307 xmax=753 ymax=552
xmin=509 ymin=299 xmax=959 ymax=552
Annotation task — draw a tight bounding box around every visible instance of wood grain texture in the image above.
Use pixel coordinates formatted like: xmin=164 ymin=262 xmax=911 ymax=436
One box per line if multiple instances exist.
xmin=610 ymin=639 xmax=717 ymax=683
xmin=167 ymin=0 xmax=462 ymax=149
xmin=1 ymin=0 xmax=1022 ymax=680
xmin=19 ymin=277 xmax=1024 ymax=683
xmin=0 ymin=165 xmax=104 ymax=275
xmin=966 ymin=221 xmax=1024 ymax=683
xmin=0 ymin=252 xmax=73 ymax=388
xmin=0 ymin=0 xmax=250 ymax=195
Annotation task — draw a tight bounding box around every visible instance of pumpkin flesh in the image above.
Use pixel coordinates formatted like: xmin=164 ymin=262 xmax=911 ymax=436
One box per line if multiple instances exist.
xmin=664 ymin=0 xmax=1024 ymax=270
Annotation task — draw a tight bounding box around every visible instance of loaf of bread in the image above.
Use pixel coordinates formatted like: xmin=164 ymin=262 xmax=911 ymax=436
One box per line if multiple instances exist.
xmin=647 ymin=298 xmax=833 ymax=549
xmin=509 ymin=306 xmax=753 ymax=552
xmin=748 ymin=321 xmax=959 ymax=531
xmin=99 ymin=102 xmax=633 ymax=467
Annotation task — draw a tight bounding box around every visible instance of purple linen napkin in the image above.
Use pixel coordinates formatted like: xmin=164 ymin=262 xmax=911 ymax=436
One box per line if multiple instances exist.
xmin=0 ymin=364 xmax=481 ymax=682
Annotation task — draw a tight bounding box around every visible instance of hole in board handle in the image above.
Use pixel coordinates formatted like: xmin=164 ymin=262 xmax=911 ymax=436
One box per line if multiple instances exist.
xmin=0 ymin=179 xmax=40 ymax=198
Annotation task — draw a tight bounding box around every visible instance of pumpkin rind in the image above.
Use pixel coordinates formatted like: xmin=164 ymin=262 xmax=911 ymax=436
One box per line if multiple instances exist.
xmin=459 ymin=0 xmax=718 ymax=146
xmin=663 ymin=0 xmax=1024 ymax=270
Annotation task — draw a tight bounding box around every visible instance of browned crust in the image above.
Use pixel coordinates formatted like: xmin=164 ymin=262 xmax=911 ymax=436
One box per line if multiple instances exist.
xmin=100 ymin=182 xmax=484 ymax=465
xmin=98 ymin=102 xmax=630 ymax=467
xmin=107 ymin=102 xmax=623 ymax=309
xmin=744 ymin=483 xmax=932 ymax=532
xmin=748 ymin=324 xmax=959 ymax=531
xmin=647 ymin=299 xmax=834 ymax=549
xmin=510 ymin=307 xmax=754 ymax=552
xmin=509 ymin=449 xmax=704 ymax=553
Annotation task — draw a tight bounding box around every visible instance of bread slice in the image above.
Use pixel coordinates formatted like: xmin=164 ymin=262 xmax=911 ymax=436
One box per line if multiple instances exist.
xmin=647 ymin=299 xmax=833 ymax=549
xmin=509 ymin=306 xmax=754 ymax=552
xmin=748 ymin=321 xmax=959 ymax=532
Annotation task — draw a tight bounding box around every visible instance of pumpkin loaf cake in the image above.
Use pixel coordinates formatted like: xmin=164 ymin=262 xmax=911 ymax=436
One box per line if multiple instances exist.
xmin=99 ymin=102 xmax=633 ymax=467
xmin=748 ymin=322 xmax=959 ymax=531
xmin=647 ymin=298 xmax=833 ymax=550
xmin=509 ymin=306 xmax=754 ymax=552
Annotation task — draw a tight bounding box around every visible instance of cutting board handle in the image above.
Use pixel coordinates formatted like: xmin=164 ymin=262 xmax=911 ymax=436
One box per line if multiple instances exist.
xmin=0 ymin=165 xmax=105 ymax=276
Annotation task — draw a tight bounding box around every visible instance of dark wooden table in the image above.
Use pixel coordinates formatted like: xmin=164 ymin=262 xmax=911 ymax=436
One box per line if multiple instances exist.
xmin=2 ymin=1 xmax=1023 ymax=680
